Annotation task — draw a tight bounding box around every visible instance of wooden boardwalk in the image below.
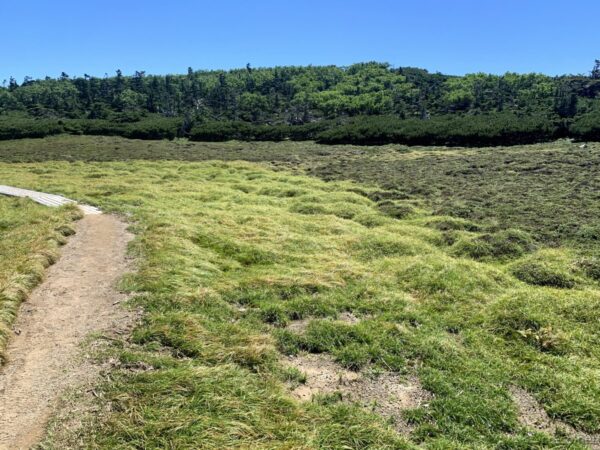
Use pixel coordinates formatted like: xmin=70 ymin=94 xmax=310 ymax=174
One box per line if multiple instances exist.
xmin=0 ymin=185 xmax=101 ymax=215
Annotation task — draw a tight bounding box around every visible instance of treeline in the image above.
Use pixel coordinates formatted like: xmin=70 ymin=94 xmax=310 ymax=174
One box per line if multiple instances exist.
xmin=0 ymin=61 xmax=599 ymax=146
xmin=3 ymin=62 xmax=600 ymax=121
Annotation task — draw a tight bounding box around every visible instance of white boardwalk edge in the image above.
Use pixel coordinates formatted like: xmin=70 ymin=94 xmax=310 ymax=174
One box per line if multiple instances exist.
xmin=0 ymin=185 xmax=101 ymax=215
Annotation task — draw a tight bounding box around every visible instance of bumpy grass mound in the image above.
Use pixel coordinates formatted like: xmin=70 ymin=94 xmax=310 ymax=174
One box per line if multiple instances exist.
xmin=453 ymin=229 xmax=536 ymax=260
xmin=376 ymin=200 xmax=416 ymax=219
xmin=0 ymin=161 xmax=598 ymax=449
xmin=425 ymin=216 xmax=481 ymax=232
xmin=511 ymin=249 xmax=578 ymax=288
xmin=577 ymin=256 xmax=600 ymax=282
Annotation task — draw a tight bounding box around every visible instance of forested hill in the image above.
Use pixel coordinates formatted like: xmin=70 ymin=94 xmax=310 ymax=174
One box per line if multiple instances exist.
xmin=1 ymin=62 xmax=600 ymax=145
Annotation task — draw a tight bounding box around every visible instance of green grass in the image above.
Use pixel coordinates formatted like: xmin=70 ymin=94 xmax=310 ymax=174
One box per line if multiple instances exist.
xmin=0 ymin=197 xmax=80 ymax=362
xmin=1 ymin=135 xmax=599 ymax=251
xmin=0 ymin=158 xmax=598 ymax=448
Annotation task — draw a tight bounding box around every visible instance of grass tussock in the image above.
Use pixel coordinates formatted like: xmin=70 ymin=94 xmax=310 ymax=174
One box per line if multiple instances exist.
xmin=510 ymin=249 xmax=580 ymax=288
xmin=0 ymin=197 xmax=80 ymax=362
xmin=452 ymin=229 xmax=536 ymax=261
xmin=0 ymin=157 xmax=598 ymax=449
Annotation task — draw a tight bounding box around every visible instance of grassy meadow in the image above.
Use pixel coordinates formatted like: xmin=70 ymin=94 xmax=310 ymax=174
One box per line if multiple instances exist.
xmin=0 ymin=197 xmax=80 ymax=362
xmin=0 ymin=148 xmax=598 ymax=448
xmin=1 ymin=135 xmax=599 ymax=250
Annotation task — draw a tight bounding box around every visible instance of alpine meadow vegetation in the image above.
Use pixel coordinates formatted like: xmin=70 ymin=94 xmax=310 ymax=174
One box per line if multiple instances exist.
xmin=0 ymin=152 xmax=598 ymax=448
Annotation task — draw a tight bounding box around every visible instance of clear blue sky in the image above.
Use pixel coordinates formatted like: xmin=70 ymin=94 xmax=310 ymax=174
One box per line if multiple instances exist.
xmin=2 ymin=0 xmax=598 ymax=82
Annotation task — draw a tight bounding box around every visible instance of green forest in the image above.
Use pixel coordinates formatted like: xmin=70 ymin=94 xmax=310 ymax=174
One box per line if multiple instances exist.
xmin=1 ymin=61 xmax=600 ymax=145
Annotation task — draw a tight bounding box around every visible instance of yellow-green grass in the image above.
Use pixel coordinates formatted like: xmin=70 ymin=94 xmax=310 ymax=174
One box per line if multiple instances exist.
xmin=0 ymin=160 xmax=598 ymax=448
xmin=0 ymin=197 xmax=80 ymax=362
xmin=1 ymin=136 xmax=600 ymax=252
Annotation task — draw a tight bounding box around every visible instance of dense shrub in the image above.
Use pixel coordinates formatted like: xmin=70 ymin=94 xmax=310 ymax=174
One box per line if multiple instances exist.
xmin=315 ymin=113 xmax=561 ymax=147
xmin=1 ymin=110 xmax=598 ymax=146
xmin=0 ymin=117 xmax=63 ymax=140
xmin=0 ymin=114 xmax=181 ymax=141
xmin=576 ymin=224 xmax=600 ymax=243
xmin=189 ymin=121 xmax=256 ymax=141
xmin=188 ymin=120 xmax=335 ymax=142
xmin=570 ymin=111 xmax=600 ymax=141
xmin=67 ymin=116 xmax=180 ymax=140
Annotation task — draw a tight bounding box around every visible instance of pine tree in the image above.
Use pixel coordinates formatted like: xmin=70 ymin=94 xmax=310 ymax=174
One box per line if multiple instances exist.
xmin=592 ymin=60 xmax=600 ymax=79
xmin=8 ymin=77 xmax=18 ymax=91
xmin=554 ymin=84 xmax=577 ymax=118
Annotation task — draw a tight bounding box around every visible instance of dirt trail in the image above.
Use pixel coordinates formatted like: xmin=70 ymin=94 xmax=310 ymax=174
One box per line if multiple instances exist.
xmin=0 ymin=214 xmax=132 ymax=449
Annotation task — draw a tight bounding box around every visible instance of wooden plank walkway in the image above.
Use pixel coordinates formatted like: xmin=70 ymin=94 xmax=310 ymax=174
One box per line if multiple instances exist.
xmin=0 ymin=185 xmax=101 ymax=215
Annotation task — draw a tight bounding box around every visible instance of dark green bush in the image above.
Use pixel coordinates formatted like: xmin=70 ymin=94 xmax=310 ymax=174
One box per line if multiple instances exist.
xmin=68 ymin=116 xmax=180 ymax=140
xmin=188 ymin=120 xmax=336 ymax=142
xmin=576 ymin=224 xmax=600 ymax=242
xmin=0 ymin=115 xmax=181 ymax=141
xmin=1 ymin=109 xmax=597 ymax=147
xmin=570 ymin=111 xmax=600 ymax=141
xmin=189 ymin=121 xmax=256 ymax=141
xmin=315 ymin=113 xmax=560 ymax=147
xmin=0 ymin=117 xmax=63 ymax=140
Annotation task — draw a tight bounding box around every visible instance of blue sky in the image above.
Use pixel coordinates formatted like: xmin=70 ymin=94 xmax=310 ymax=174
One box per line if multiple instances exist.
xmin=1 ymin=0 xmax=598 ymax=82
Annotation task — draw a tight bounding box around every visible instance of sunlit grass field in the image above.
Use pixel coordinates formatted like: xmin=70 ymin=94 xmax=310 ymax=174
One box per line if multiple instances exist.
xmin=1 ymin=135 xmax=599 ymax=250
xmin=0 ymin=157 xmax=598 ymax=448
xmin=0 ymin=197 xmax=79 ymax=362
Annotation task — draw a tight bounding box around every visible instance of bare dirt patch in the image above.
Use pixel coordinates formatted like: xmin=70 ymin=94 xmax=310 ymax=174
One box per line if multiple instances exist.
xmin=285 ymin=317 xmax=312 ymax=334
xmin=0 ymin=214 xmax=134 ymax=450
xmin=337 ymin=311 xmax=361 ymax=324
xmin=285 ymin=311 xmax=363 ymax=334
xmin=511 ymin=386 xmax=600 ymax=449
xmin=284 ymin=352 xmax=431 ymax=433
xmin=284 ymin=353 xmax=360 ymax=401
xmin=357 ymin=373 xmax=431 ymax=434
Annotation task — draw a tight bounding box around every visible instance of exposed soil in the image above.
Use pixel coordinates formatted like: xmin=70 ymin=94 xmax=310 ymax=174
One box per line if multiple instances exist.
xmin=0 ymin=214 xmax=133 ymax=450
xmin=337 ymin=311 xmax=361 ymax=325
xmin=284 ymin=353 xmax=431 ymax=433
xmin=510 ymin=386 xmax=600 ymax=449
xmin=285 ymin=317 xmax=312 ymax=334
xmin=285 ymin=311 xmax=363 ymax=334
xmin=285 ymin=353 xmax=361 ymax=401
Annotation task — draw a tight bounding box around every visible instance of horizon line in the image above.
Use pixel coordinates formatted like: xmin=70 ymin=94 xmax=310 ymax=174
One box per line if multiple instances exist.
xmin=2 ymin=61 xmax=595 ymax=84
